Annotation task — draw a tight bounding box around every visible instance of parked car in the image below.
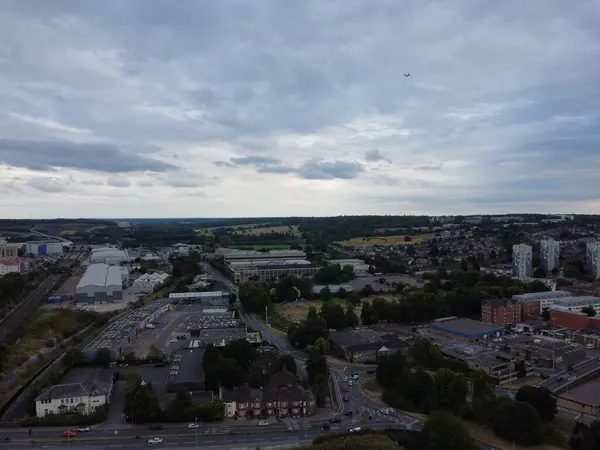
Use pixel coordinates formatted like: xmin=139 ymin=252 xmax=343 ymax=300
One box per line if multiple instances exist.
xmin=342 ymin=387 xmax=349 ymax=392
xmin=343 ymin=395 xmax=349 ymax=402
xmin=348 ymin=426 xmax=361 ymax=433
xmin=258 ymin=420 xmax=269 ymax=426
xmin=149 ymin=424 xmax=164 ymax=431
xmin=187 ymin=423 xmax=199 ymax=428
xmin=76 ymin=426 xmax=90 ymax=432
xmin=62 ymin=431 xmax=77 ymax=437
xmin=148 ymin=437 xmax=163 ymax=444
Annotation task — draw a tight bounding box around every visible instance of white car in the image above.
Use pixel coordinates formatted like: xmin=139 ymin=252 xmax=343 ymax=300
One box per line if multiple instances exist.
xmin=343 ymin=376 xmax=348 ymax=382
xmin=187 ymin=423 xmax=199 ymax=428
xmin=170 ymin=339 xmax=178 ymax=344
xmin=258 ymin=420 xmax=269 ymax=426
xmin=348 ymin=426 xmax=362 ymax=433
xmin=348 ymin=381 xmax=353 ymax=386
xmin=352 ymin=374 xmax=359 ymax=380
xmin=148 ymin=437 xmax=163 ymax=444
xmin=77 ymin=426 xmax=90 ymax=432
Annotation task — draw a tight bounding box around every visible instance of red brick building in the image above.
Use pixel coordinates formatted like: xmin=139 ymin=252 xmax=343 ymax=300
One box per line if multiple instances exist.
xmin=520 ymin=300 xmax=541 ymax=318
xmin=482 ymin=298 xmax=521 ymax=325
xmin=550 ymin=309 xmax=600 ymax=329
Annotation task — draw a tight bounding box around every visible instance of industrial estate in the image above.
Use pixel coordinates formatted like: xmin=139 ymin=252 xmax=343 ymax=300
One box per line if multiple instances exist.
xmin=2 ymin=214 xmax=600 ymax=449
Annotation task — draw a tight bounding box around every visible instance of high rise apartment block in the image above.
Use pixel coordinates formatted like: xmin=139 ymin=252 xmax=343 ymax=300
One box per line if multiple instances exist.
xmin=512 ymin=244 xmax=532 ymax=280
xmin=540 ymin=239 xmax=560 ymax=272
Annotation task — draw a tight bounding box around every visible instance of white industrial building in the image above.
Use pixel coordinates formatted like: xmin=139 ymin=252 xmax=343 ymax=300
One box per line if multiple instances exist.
xmin=20 ymin=241 xmax=66 ymax=256
xmin=512 ymin=290 xmax=572 ymax=314
xmin=327 ymin=259 xmax=370 ymax=275
xmin=229 ymin=259 xmax=317 ymax=283
xmin=512 ymin=244 xmax=532 ymax=280
xmin=131 ymin=272 xmax=169 ymax=293
xmin=0 ymin=259 xmax=21 ymax=276
xmin=76 ymin=263 xmax=123 ymax=304
xmin=90 ymin=247 xmax=130 ymax=265
xmin=540 ymin=239 xmax=560 ymax=272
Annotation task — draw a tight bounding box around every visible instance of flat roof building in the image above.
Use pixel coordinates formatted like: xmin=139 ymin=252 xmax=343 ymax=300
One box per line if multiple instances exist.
xmin=327 ymin=259 xmax=370 ymax=275
xmin=76 ymin=263 xmax=123 ymax=304
xmin=429 ymin=317 xmax=504 ymax=341
xmin=166 ymin=349 xmax=205 ymax=393
xmin=169 ymin=291 xmax=229 ymax=306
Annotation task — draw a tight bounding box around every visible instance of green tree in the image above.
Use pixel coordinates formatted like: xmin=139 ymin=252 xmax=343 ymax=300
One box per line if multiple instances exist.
xmin=307 ymin=306 xmax=318 ymax=320
xmin=360 ymin=302 xmax=377 ymax=325
xmin=147 ymin=344 xmax=163 ymax=360
xmin=238 ymin=282 xmax=270 ymax=314
xmin=345 ymin=304 xmax=359 ymax=328
xmin=278 ymin=354 xmax=297 ymax=375
xmin=420 ymin=411 xmax=477 ymax=450
xmin=491 ymin=398 xmax=544 ymax=445
xmin=432 ymin=369 xmax=469 ymax=416
xmin=93 ymin=347 xmax=112 ymax=368
xmin=248 ymin=361 xmax=268 ymax=388
xmin=228 ymin=293 xmax=237 ymax=306
xmin=320 ymin=286 xmax=332 ymax=301
xmin=515 ymin=386 xmax=557 ymax=421
xmin=376 ymin=353 xmax=408 ymax=389
xmin=320 ymin=301 xmax=346 ymax=329
xmin=582 ymin=306 xmax=596 ymax=317
xmin=63 ymin=348 xmax=85 ymax=368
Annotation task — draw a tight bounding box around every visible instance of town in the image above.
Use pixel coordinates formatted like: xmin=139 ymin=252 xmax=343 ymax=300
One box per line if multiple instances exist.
xmin=0 ymin=214 xmax=599 ymax=449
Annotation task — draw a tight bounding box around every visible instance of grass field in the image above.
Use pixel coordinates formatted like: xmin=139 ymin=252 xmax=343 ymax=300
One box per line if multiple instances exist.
xmin=275 ymin=296 xmax=389 ymax=322
xmin=198 ymin=223 xmax=301 ymax=237
xmin=87 ymin=225 xmax=108 ymax=232
xmin=336 ymin=234 xmax=432 ymax=247
xmin=58 ymin=230 xmax=76 ymax=236
xmin=197 ymin=222 xmax=268 ymax=235
xmin=231 ymin=244 xmax=291 ymax=250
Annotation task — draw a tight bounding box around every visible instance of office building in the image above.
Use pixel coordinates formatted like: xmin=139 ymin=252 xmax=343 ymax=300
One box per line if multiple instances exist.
xmin=540 ymin=239 xmax=560 ymax=272
xmin=512 ymin=244 xmax=532 ymax=279
xmin=586 ymin=242 xmax=600 ymax=279
xmin=512 ymin=290 xmax=571 ymax=314
xmin=327 ymin=259 xmax=370 ymax=275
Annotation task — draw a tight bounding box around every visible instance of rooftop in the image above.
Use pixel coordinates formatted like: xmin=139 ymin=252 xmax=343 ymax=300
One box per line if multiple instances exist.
xmin=430 ymin=317 xmax=504 ymax=338
xmin=552 ymin=296 xmax=600 ymax=307
xmin=192 ymin=328 xmax=249 ymax=346
xmin=77 ymin=263 xmax=122 ymax=288
xmin=187 ymin=312 xmax=239 ymax=330
xmin=512 ymin=291 xmax=571 ymax=302
xmin=169 ymin=291 xmax=228 ymax=299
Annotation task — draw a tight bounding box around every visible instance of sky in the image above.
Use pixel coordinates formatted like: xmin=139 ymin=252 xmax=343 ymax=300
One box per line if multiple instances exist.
xmin=0 ymin=0 xmax=599 ymax=219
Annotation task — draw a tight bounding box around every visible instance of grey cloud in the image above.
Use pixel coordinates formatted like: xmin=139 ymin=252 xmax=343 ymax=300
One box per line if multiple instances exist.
xmin=364 ymin=149 xmax=389 ymax=162
xmin=0 ymin=139 xmax=176 ymax=173
xmin=415 ymin=163 xmax=443 ymax=171
xmin=295 ymin=160 xmax=365 ymax=180
xmin=138 ymin=180 xmax=154 ymax=187
xmin=230 ymin=156 xmax=281 ymax=166
xmin=107 ymin=176 xmax=130 ymax=187
xmin=26 ymin=176 xmax=68 ymax=193
xmin=213 ymin=161 xmax=236 ymax=168
xmin=81 ymin=180 xmax=105 ymax=186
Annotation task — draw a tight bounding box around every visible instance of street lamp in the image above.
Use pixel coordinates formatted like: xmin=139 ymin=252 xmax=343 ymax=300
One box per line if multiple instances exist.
xmin=195 ymin=417 xmax=198 ymax=449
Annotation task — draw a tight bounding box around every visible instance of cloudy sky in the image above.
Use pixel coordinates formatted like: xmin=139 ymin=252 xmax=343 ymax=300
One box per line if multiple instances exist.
xmin=1 ymin=0 xmax=599 ymax=219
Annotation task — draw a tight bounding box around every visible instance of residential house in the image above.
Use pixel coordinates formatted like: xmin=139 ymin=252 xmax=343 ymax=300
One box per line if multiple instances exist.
xmin=35 ymin=377 xmax=114 ymax=418
xmin=328 ymin=329 xmax=408 ymax=363
xmin=220 ymin=368 xmax=316 ymax=419
xmin=481 ymin=298 xmax=521 ymax=326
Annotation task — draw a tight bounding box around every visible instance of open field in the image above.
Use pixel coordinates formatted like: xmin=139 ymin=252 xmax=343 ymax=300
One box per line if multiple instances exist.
xmin=275 ymin=296 xmax=389 ymax=322
xmin=198 ymin=223 xmax=301 ymax=237
xmin=87 ymin=225 xmax=108 ymax=232
xmin=231 ymin=244 xmax=291 ymax=250
xmin=58 ymin=230 xmax=76 ymax=236
xmin=336 ymin=234 xmax=432 ymax=247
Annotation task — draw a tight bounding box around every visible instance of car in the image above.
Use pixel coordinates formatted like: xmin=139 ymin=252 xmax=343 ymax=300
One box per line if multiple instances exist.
xmin=330 ymin=416 xmax=342 ymax=423
xmin=258 ymin=420 xmax=269 ymax=426
xmin=342 ymin=387 xmax=349 ymax=392
xmin=170 ymin=339 xmax=178 ymax=343
xmin=348 ymin=426 xmax=362 ymax=433
xmin=62 ymin=431 xmax=77 ymax=437
xmin=587 ymin=344 xmax=595 ymax=349
xmin=149 ymin=424 xmax=164 ymax=431
xmin=148 ymin=437 xmax=163 ymax=444
xmin=343 ymin=376 xmax=348 ymax=382
xmin=348 ymin=381 xmax=353 ymax=386
xmin=76 ymin=426 xmax=90 ymax=432
xmin=343 ymin=395 xmax=349 ymax=402
xmin=352 ymin=374 xmax=359 ymax=380
xmin=187 ymin=423 xmax=199 ymax=428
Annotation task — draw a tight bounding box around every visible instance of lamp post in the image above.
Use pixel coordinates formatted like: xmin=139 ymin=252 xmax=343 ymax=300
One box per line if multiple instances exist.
xmin=195 ymin=417 xmax=198 ymax=449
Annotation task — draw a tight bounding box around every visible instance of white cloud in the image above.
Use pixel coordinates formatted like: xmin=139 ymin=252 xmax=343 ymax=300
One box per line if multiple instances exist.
xmin=0 ymin=0 xmax=598 ymax=218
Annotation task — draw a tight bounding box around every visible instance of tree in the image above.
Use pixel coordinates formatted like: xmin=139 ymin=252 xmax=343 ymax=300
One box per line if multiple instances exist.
xmin=360 ymin=302 xmax=377 ymax=325
xmin=123 ymin=350 xmax=137 ymax=364
xmin=93 ymin=347 xmax=112 ymax=368
xmin=491 ymin=399 xmax=544 ymax=445
xmin=419 ymin=411 xmax=477 ymax=450
xmin=515 ymin=386 xmax=557 ymax=421
xmin=345 ymin=304 xmax=359 ymax=328
xmin=278 ymin=355 xmax=297 ymax=375
xmin=221 ymin=339 xmax=257 ymax=370
xmin=320 ymin=301 xmax=347 ymax=329
xmin=218 ymin=357 xmax=248 ymax=388
xmin=533 ymin=267 xmax=546 ymax=278
xmin=376 ymin=353 xmax=408 ymax=389
xmin=228 ymin=293 xmax=237 ymax=306
xmin=320 ymin=286 xmax=332 ymax=301
xmin=570 ymin=420 xmax=600 ymax=450
xmin=248 ymin=361 xmax=268 ymax=388
xmin=582 ymin=306 xmax=596 ymax=317
xmin=432 ymin=369 xmax=469 ymax=416
xmin=63 ymin=348 xmax=85 ymax=368
xmin=307 ymin=306 xmax=318 ymax=320
xmin=148 ymin=344 xmax=163 ymax=360
xmin=238 ymin=282 xmax=270 ymax=314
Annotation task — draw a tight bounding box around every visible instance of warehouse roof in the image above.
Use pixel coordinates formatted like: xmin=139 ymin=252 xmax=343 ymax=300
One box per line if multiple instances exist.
xmin=429 ymin=317 xmax=503 ymax=338
xmin=512 ymin=291 xmax=571 ymax=302
xmin=77 ymin=264 xmax=122 ymax=288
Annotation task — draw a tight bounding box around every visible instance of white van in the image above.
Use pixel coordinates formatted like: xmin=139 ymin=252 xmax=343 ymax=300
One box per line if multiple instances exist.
xmin=586 ymin=343 xmax=595 ymax=349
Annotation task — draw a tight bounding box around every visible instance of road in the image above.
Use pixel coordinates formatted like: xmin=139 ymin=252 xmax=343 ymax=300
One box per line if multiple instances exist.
xmin=538 ymin=356 xmax=600 ymax=393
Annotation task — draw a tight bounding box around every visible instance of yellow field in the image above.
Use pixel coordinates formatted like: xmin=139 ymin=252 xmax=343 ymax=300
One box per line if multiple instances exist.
xmin=337 ymin=234 xmax=432 ymax=247
xmin=87 ymin=226 xmax=108 ymax=232
xmin=198 ymin=223 xmax=300 ymax=236
xmin=117 ymin=221 xmax=131 ymax=228
xmin=58 ymin=230 xmax=76 ymax=236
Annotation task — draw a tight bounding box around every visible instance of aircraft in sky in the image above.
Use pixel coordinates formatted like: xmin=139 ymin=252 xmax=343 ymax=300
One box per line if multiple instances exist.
xmin=404 ymin=73 xmax=410 ymax=77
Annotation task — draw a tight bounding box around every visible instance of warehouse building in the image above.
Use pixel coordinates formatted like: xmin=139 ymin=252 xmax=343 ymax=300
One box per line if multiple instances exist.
xmin=131 ymin=272 xmax=169 ymax=293
xmin=76 ymin=263 xmax=123 ymax=304
xmin=229 ymin=259 xmax=317 ymax=283
xmin=17 ymin=240 xmax=66 ymax=256
xmin=169 ymin=291 xmax=229 ymax=306
xmin=429 ymin=317 xmax=504 ymax=341
xmin=217 ymin=249 xmax=307 ymax=262
xmin=166 ymin=349 xmax=205 ymax=393
xmin=90 ymin=247 xmax=130 ymax=265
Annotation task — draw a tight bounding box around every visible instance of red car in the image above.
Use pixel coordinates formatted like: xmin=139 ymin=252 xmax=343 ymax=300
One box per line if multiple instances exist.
xmin=342 ymin=387 xmax=349 ymax=392
xmin=62 ymin=431 xmax=77 ymax=437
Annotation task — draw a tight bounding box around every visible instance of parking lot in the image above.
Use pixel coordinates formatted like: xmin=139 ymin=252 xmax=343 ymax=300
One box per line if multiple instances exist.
xmin=128 ymin=304 xmax=209 ymax=358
